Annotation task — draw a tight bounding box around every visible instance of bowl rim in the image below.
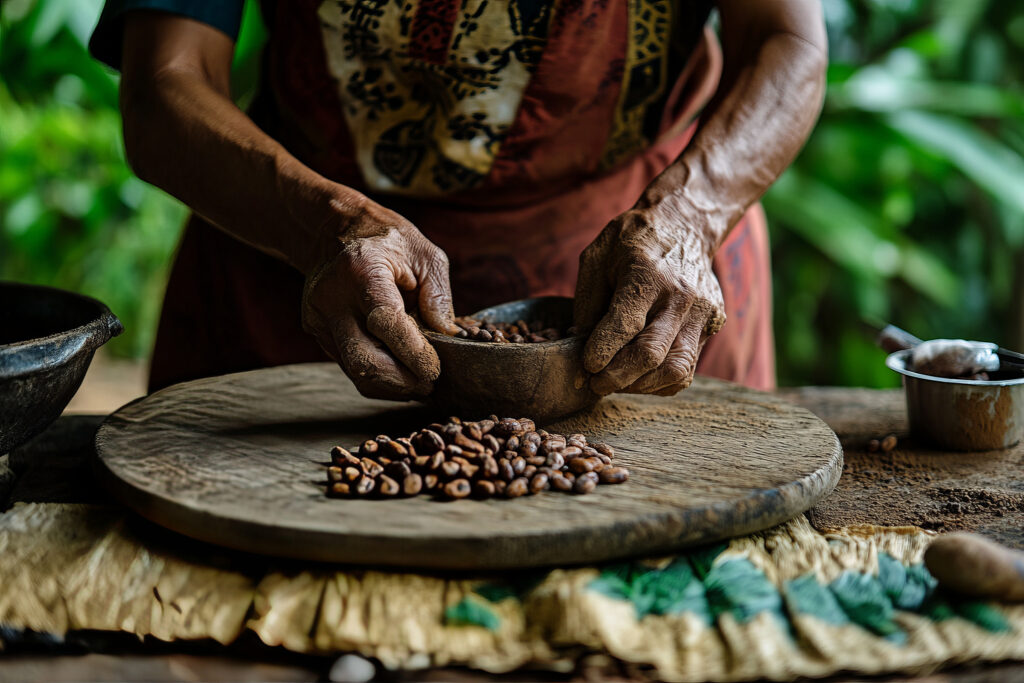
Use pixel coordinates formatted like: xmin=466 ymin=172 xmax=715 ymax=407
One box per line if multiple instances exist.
xmin=422 ymin=295 xmax=582 ymax=349
xmin=0 ymin=281 xmax=123 ymax=377
xmin=885 ymin=348 xmax=1024 ymax=387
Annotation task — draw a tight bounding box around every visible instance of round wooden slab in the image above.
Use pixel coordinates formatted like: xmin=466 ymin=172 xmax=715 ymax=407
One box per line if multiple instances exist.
xmin=95 ymin=363 xmax=842 ymax=569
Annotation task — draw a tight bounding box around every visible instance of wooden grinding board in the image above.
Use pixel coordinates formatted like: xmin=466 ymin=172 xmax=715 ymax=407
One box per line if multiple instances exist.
xmin=95 ymin=363 xmax=842 ymax=569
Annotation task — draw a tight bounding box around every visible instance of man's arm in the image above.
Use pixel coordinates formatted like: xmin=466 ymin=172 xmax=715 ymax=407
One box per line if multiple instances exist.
xmin=119 ymin=12 xmax=457 ymax=399
xmin=574 ymin=0 xmax=827 ymax=395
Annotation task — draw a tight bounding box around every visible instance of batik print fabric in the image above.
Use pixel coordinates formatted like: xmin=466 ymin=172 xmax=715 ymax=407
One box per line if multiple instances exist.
xmin=316 ymin=0 xmax=700 ymax=196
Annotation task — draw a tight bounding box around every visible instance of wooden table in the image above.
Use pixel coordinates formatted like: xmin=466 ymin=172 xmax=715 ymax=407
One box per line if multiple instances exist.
xmin=1 ymin=387 xmax=1022 ymax=682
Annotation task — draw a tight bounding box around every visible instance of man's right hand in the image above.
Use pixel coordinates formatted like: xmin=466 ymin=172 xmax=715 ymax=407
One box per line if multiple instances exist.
xmin=302 ymin=200 xmax=459 ymax=400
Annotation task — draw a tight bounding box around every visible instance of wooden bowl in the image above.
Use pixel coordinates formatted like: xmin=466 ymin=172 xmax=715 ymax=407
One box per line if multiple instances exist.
xmin=423 ymin=296 xmax=599 ymax=422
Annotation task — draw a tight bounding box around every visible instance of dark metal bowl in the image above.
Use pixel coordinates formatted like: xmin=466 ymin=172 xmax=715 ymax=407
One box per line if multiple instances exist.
xmin=423 ymin=296 xmax=600 ymax=422
xmin=0 ymin=282 xmax=123 ymax=454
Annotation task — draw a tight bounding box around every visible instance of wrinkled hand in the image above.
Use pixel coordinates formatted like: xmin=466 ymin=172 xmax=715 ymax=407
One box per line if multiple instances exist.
xmin=573 ymin=208 xmax=726 ymax=396
xmin=302 ymin=201 xmax=458 ymax=400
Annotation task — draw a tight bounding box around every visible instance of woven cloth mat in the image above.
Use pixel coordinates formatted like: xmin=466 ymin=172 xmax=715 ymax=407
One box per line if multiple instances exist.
xmin=0 ymin=502 xmax=1021 ymax=681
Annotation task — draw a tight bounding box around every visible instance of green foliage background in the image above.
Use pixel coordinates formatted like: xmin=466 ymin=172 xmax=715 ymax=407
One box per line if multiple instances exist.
xmin=2 ymin=0 xmax=1023 ymax=386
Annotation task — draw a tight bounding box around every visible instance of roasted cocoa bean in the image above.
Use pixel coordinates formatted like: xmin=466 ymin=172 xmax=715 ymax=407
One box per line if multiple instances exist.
xmin=499 ymin=460 xmax=515 ymax=482
xmin=561 ymin=445 xmax=583 ymax=459
xmin=494 ymin=418 xmax=522 ymax=437
xmin=506 ymin=477 xmax=529 ymax=498
xmin=454 ymin=432 xmax=485 ymax=453
xmin=511 ymin=456 xmax=526 ymax=475
xmin=481 ymin=434 xmax=501 ymax=453
xmin=518 ymin=441 xmax=539 ymax=458
xmin=385 ymin=461 xmax=411 ymax=480
xmin=360 ymin=458 xmax=384 ymax=478
xmin=424 ymin=474 xmax=439 ymax=490
xmin=356 ymin=475 xmax=376 ymax=495
xmin=441 ymin=461 xmax=461 ymax=478
xmin=526 ymin=455 xmax=546 ymax=467
xmin=568 ymin=457 xmax=594 ymax=474
xmin=567 ymin=434 xmax=587 ymax=448
xmin=480 ymin=454 xmax=499 ymax=479
xmin=599 ymin=467 xmax=629 ymax=484
xmin=403 ymin=473 xmax=423 ymax=496
xmin=445 ymin=478 xmax=472 ymax=499
xmin=522 ymin=464 xmax=537 ymax=479
xmin=416 ymin=430 xmax=445 ymax=453
xmin=327 ymin=466 xmax=345 ymax=483
xmin=356 ymin=441 xmax=378 ymax=457
xmin=344 ymin=466 xmax=363 ymax=482
xmin=573 ymin=472 xmax=598 ymax=494
xmin=545 ymin=452 xmax=565 ymax=469
xmin=473 ymin=479 xmax=496 ymax=498
xmin=378 ymin=475 xmax=400 ymax=496
xmin=593 ymin=442 xmax=615 ymax=458
xmin=530 ymin=473 xmax=549 ymax=494
xmin=551 ymin=474 xmax=573 ymax=492
xmin=380 ymin=439 xmax=408 ymax=459
xmin=332 ymin=446 xmax=359 ymax=465
xmin=328 ymin=482 xmax=351 ymax=497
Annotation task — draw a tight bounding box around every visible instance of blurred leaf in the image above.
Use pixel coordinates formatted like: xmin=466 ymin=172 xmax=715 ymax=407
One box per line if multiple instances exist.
xmin=830 ymin=67 xmax=1024 ymax=117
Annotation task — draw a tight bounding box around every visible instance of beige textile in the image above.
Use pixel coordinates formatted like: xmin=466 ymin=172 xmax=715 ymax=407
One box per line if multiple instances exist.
xmin=1 ymin=502 xmax=1022 ymax=681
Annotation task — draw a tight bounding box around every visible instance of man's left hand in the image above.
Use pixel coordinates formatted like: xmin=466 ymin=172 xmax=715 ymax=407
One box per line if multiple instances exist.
xmin=573 ymin=206 xmax=725 ymax=396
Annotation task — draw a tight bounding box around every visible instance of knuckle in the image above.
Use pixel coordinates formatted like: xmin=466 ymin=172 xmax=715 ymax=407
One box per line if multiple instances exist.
xmin=634 ymin=343 xmax=665 ymax=370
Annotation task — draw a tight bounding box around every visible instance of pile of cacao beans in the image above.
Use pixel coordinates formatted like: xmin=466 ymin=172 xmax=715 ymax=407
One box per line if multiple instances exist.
xmin=452 ymin=317 xmax=576 ymax=344
xmin=326 ymin=416 xmax=628 ymax=500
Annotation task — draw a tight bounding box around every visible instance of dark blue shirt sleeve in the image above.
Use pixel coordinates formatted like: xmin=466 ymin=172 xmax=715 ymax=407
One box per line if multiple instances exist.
xmin=89 ymin=0 xmax=245 ymax=70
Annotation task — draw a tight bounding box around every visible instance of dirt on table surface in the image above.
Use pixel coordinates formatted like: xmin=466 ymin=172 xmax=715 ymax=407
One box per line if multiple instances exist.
xmin=780 ymin=387 xmax=1024 ymax=550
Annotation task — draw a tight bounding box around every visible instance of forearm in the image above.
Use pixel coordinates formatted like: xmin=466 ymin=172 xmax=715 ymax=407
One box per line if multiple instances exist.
xmin=639 ymin=10 xmax=827 ymax=257
xmin=120 ymin=67 xmax=362 ymax=275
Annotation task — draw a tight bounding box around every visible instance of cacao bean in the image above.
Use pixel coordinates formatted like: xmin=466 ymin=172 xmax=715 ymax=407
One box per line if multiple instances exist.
xmin=599 ymin=467 xmax=629 ymax=484
xmin=445 ymin=478 xmax=472 ymax=499
xmin=378 ymin=475 xmax=400 ymax=496
xmin=355 ymin=475 xmax=376 ymax=495
xmin=403 ymin=473 xmax=423 ymax=496
xmin=328 ymin=482 xmax=351 ymax=497
xmin=360 ymin=458 xmax=383 ymax=478
xmin=473 ymin=480 xmax=496 ymax=498
xmin=506 ymin=477 xmax=528 ymax=498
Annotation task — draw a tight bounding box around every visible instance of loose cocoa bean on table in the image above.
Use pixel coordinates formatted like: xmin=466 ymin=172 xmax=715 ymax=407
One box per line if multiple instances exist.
xmin=451 ymin=317 xmax=578 ymax=344
xmin=325 ymin=415 xmax=628 ymax=501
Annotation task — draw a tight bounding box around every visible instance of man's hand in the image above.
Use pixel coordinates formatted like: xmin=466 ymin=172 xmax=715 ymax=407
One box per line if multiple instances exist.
xmin=302 ymin=201 xmax=458 ymax=400
xmin=574 ymin=207 xmax=725 ymax=396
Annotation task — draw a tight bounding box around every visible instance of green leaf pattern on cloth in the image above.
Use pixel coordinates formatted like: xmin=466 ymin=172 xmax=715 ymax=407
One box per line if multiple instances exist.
xmin=586 ymin=548 xmax=1013 ymax=642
